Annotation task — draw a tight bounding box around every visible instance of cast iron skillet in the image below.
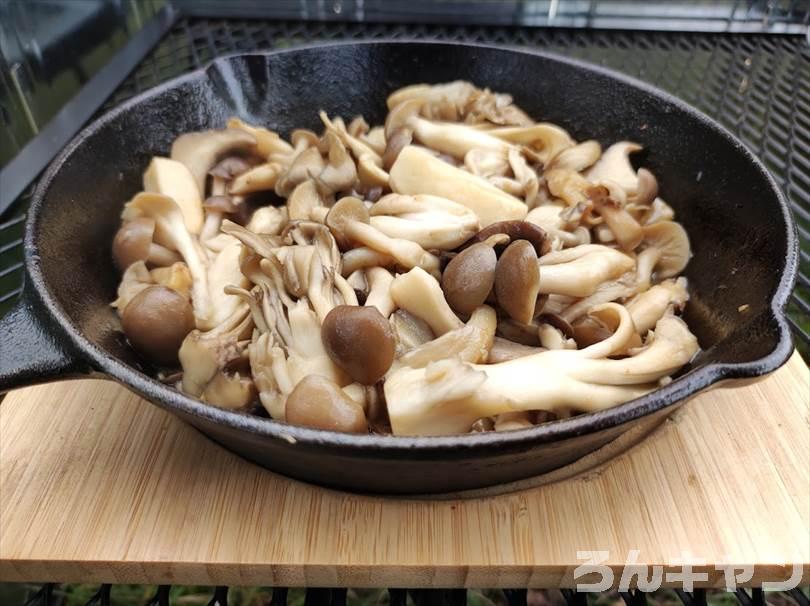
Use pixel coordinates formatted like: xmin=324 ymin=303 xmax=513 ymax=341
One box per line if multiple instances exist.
xmin=0 ymin=42 xmax=797 ymax=494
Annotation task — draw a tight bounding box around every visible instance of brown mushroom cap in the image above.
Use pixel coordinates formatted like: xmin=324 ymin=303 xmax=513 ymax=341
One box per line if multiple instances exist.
xmin=112 ymin=218 xmax=155 ymax=271
xmin=441 ymin=242 xmax=497 ymax=315
xmin=121 ymin=285 xmax=195 ymax=365
xmin=321 ymin=305 xmax=396 ymax=385
xmin=495 ymin=240 xmax=541 ymax=325
xmin=285 ymin=375 xmax=368 ymax=433
xmin=635 ymin=168 xmax=659 ymax=206
xmin=461 ymin=220 xmax=550 ymax=257
xmin=641 ymin=220 xmax=691 ymax=279
xmin=326 ymin=197 xmax=370 ymax=249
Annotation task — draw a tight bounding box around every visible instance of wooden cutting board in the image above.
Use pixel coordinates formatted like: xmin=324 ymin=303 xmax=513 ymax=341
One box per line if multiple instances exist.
xmin=0 ymin=353 xmax=808 ymax=588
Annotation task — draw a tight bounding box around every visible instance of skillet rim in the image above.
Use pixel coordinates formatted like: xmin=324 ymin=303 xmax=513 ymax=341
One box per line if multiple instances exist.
xmin=24 ymin=40 xmax=798 ymax=451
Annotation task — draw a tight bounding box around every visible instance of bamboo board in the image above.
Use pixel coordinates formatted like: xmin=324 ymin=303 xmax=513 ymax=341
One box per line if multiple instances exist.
xmin=0 ymin=353 xmax=808 ymax=588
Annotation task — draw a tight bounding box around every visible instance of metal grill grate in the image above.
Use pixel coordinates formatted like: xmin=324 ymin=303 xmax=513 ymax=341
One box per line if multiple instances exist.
xmin=0 ymin=17 xmax=808 ymax=354
xmin=16 ymin=583 xmax=810 ymax=606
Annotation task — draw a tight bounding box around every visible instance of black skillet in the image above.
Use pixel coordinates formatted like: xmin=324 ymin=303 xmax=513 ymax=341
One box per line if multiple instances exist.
xmin=0 ymin=42 xmax=797 ymax=494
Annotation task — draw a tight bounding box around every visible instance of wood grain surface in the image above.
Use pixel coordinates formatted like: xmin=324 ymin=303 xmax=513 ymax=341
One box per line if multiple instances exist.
xmin=1 ymin=353 xmax=808 ymax=588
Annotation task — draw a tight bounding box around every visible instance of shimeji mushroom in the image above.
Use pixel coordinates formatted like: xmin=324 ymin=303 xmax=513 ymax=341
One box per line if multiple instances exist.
xmin=441 ymin=242 xmax=497 ymax=315
xmin=635 ymin=221 xmax=691 ymax=291
xmin=388 ymin=145 xmax=527 ymax=227
xmin=495 ymin=240 xmax=541 ymax=325
xmin=112 ymin=217 xmax=181 ymax=270
xmin=122 ymin=285 xmax=196 ymax=365
xmin=627 ymin=277 xmax=689 ymax=333
xmin=170 ymin=128 xmax=256 ymax=195
xmin=321 ymin=305 xmax=396 ymax=385
xmin=537 ymin=244 xmax=636 ymax=298
xmin=326 ymin=197 xmax=440 ymax=276
xmin=369 ymin=193 xmax=480 ymax=250
xmin=123 ymin=193 xmax=214 ymax=328
xmin=384 ymin=303 xmax=699 ymax=435
xmin=143 ymin=157 xmax=204 ymax=234
xmin=390 ymin=267 xmax=463 ymax=336
xmin=586 ymin=141 xmax=643 ymax=196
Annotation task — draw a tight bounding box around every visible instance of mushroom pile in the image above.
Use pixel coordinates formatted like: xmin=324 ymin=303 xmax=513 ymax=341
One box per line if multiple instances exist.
xmin=111 ymin=80 xmax=699 ymax=436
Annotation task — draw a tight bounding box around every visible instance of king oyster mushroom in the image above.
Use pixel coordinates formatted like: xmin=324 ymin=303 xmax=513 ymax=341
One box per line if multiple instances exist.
xmin=389 ymin=145 xmax=527 ymax=226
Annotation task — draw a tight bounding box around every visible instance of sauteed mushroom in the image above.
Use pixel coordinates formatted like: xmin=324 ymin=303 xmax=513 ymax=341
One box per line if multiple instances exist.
xmin=111 ymin=79 xmax=699 ymax=437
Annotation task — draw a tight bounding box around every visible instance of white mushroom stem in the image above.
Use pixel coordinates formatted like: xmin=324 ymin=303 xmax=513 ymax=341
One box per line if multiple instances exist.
xmin=385 ymin=304 xmax=699 ymax=435
xmin=537 ymin=245 xmax=636 ymax=297
xmin=389 ymin=145 xmax=527 ymax=227
xmin=364 ymin=267 xmax=396 ymax=318
xmin=389 ymin=267 xmax=464 ymax=336
xmin=407 ymin=116 xmax=512 ymax=159
xmin=627 ymin=278 xmax=689 ymax=334
xmin=369 ymin=193 xmax=480 ymax=250
xmin=124 ymin=193 xmax=213 ymax=328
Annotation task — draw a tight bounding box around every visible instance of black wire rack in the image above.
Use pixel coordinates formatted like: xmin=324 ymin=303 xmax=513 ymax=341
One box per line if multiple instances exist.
xmin=1 ymin=13 xmax=808 ymax=352
xmin=17 ymin=583 xmax=810 ymax=606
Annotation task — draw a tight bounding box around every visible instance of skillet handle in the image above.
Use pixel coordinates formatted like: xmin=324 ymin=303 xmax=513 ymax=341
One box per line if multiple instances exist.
xmin=0 ymin=288 xmax=91 ymax=394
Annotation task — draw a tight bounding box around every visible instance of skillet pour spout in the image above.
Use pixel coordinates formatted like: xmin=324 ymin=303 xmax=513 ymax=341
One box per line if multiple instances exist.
xmin=0 ymin=42 xmax=797 ymax=494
